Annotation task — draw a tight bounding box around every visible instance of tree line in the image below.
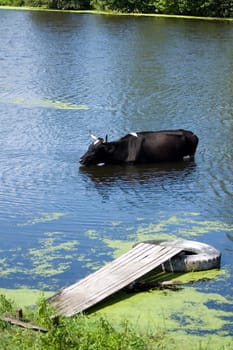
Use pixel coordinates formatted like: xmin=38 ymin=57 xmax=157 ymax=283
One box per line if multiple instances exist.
xmin=1 ymin=0 xmax=233 ymax=17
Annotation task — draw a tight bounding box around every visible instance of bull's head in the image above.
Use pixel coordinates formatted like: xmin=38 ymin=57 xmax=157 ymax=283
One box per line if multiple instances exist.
xmin=79 ymin=134 xmax=110 ymax=166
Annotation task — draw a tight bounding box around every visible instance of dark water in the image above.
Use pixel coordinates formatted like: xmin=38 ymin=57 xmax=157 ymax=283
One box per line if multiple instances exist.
xmin=0 ymin=9 xmax=233 ymax=303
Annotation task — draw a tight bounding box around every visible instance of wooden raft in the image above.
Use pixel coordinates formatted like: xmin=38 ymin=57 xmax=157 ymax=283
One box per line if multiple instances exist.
xmin=48 ymin=243 xmax=182 ymax=317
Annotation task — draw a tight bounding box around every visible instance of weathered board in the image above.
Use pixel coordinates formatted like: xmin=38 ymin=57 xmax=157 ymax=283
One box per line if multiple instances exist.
xmin=48 ymin=242 xmax=182 ymax=317
xmin=1 ymin=316 xmax=48 ymax=333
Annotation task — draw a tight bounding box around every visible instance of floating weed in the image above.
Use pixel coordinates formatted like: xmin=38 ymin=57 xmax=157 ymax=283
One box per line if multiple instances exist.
xmin=0 ymin=231 xmax=80 ymax=280
xmin=28 ymin=232 xmax=79 ymax=276
xmin=18 ymin=212 xmax=66 ymax=227
xmin=2 ymin=97 xmax=117 ymax=111
xmin=127 ymin=213 xmax=233 ymax=242
xmin=84 ymin=261 xmax=100 ymax=270
xmin=10 ymin=97 xmax=90 ymax=110
xmin=103 ymin=234 xmax=180 ymax=260
xmin=0 ymin=266 xmax=27 ymax=277
xmin=84 ymin=229 xmax=100 ymax=240
xmin=111 ymin=221 xmax=122 ymax=227
xmin=94 ymin=285 xmax=233 ymax=347
xmin=103 ymin=239 xmax=133 ymax=259
xmin=136 ymin=217 xmax=145 ymax=221
xmin=100 ymin=212 xmax=233 ymax=264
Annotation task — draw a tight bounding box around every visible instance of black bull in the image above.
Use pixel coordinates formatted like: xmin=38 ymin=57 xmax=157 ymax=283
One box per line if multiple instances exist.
xmin=79 ymin=130 xmax=199 ymax=166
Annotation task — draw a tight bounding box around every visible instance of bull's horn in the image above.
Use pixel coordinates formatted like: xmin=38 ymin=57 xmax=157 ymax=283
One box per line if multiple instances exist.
xmin=90 ymin=134 xmax=98 ymax=141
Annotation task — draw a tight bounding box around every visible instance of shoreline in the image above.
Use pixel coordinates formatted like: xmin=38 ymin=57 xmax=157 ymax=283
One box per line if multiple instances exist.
xmin=1 ymin=6 xmax=233 ymax=22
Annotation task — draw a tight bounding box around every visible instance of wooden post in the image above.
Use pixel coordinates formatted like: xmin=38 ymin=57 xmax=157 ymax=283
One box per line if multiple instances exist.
xmin=51 ymin=315 xmax=60 ymax=326
xmin=16 ymin=309 xmax=23 ymax=320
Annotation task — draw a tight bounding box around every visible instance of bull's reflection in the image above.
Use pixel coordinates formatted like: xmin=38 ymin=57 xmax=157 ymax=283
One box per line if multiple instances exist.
xmin=79 ymin=161 xmax=196 ymax=190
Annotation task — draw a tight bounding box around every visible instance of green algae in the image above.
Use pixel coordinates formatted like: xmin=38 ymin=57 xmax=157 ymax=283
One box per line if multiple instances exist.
xmin=111 ymin=221 xmax=122 ymax=227
xmin=0 ymin=96 xmax=116 ymax=111
xmin=141 ymin=268 xmax=225 ymax=285
xmin=83 ymin=213 xmax=232 ymax=276
xmin=0 ymin=288 xmax=53 ymax=307
xmin=0 ymin=247 xmax=25 ymax=276
xmin=11 ymin=97 xmax=90 ymax=110
xmin=84 ymin=229 xmax=100 ymax=240
xmin=101 ymin=213 xmax=233 ymax=261
xmin=0 ymin=231 xmax=79 ymax=282
xmin=104 ymin=215 xmax=226 ymax=260
xmin=28 ymin=231 xmax=79 ymax=276
xmin=18 ymin=212 xmax=67 ymax=227
xmin=131 ymin=213 xmax=233 ymax=241
xmin=103 ymin=239 xmax=133 ymax=259
xmin=93 ymin=285 xmax=233 ymax=348
xmin=2 ymin=212 xmax=232 ymax=283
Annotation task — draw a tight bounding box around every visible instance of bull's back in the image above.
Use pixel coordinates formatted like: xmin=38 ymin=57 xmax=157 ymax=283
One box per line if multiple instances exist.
xmin=137 ymin=130 xmax=198 ymax=162
xmin=137 ymin=129 xmax=195 ymax=138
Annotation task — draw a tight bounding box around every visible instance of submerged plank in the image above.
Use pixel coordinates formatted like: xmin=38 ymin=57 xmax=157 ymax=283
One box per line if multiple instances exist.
xmin=49 ymin=243 xmax=182 ymax=316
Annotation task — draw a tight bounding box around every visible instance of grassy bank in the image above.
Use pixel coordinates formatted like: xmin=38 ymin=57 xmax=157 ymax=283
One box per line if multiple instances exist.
xmin=0 ymin=294 xmax=150 ymax=350
xmin=1 ymin=5 xmax=233 ymax=21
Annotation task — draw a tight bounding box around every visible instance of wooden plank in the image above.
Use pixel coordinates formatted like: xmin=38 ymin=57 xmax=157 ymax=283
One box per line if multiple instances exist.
xmin=50 ymin=244 xmax=181 ymax=316
xmin=1 ymin=316 xmax=48 ymax=333
xmin=49 ymin=243 xmax=182 ymax=317
xmin=51 ymin=244 xmax=181 ymax=316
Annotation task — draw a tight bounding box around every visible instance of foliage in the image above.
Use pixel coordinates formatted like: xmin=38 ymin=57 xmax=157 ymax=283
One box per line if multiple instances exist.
xmin=47 ymin=0 xmax=90 ymax=10
xmin=0 ymin=294 xmax=15 ymax=314
xmin=90 ymin=0 xmax=155 ymax=13
xmin=0 ymin=0 xmax=89 ymax=9
xmin=89 ymin=0 xmax=233 ymax=16
xmin=0 ymin=0 xmax=25 ymax=6
xmin=0 ymin=294 xmax=151 ymax=350
xmin=0 ymin=0 xmax=233 ymax=17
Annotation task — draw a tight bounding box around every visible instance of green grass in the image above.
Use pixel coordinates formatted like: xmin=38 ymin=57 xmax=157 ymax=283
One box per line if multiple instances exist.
xmin=0 ymin=293 xmax=153 ymax=350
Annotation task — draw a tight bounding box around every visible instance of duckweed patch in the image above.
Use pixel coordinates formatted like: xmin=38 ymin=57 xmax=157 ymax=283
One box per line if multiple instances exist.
xmin=111 ymin=221 xmax=122 ymax=227
xmin=99 ymin=213 xmax=233 ymax=260
xmin=0 ymin=231 xmax=79 ymax=287
xmin=131 ymin=213 xmax=233 ymax=240
xmin=18 ymin=212 xmax=67 ymax=227
xmin=28 ymin=232 xmax=79 ymax=276
xmin=0 ymin=288 xmax=53 ymax=307
xmin=1 ymin=96 xmax=116 ymax=111
xmin=84 ymin=229 xmax=100 ymax=240
xmin=103 ymin=239 xmax=133 ymax=259
xmin=94 ymin=284 xmax=233 ymax=346
xmin=11 ymin=97 xmax=90 ymax=110
xmin=103 ymin=211 xmax=233 ymax=260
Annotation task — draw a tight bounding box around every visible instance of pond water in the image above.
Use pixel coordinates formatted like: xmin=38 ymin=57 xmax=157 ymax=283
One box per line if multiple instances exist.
xmin=0 ymin=8 xmax=233 ymax=339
